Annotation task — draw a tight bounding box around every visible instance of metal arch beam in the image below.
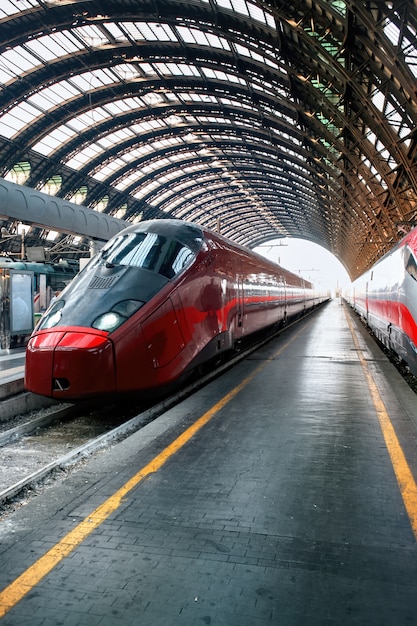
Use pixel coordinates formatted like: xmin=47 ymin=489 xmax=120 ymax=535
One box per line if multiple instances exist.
xmin=51 ymin=101 xmax=299 ymax=180
xmin=0 ymin=0 xmax=277 ymax=51
xmin=0 ymin=0 xmax=415 ymax=279
xmin=0 ymin=2 xmax=348 ymax=252
xmin=84 ymin=129 xmax=316 ymax=197
xmin=10 ymin=76 xmax=296 ymax=164
xmin=0 ymin=178 xmax=127 ymax=241
xmin=70 ymin=112 xmax=303 ymax=185
xmin=0 ymin=41 xmax=287 ymax=118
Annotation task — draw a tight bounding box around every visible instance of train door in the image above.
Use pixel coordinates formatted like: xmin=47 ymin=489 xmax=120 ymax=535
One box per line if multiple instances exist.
xmin=279 ymin=276 xmax=288 ymax=326
xmin=236 ymin=275 xmax=244 ymax=331
xmin=365 ymin=274 xmax=370 ymax=320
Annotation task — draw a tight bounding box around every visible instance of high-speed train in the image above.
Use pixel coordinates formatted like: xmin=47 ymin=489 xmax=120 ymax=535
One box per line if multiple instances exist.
xmin=347 ymin=228 xmax=417 ymax=376
xmin=25 ymin=219 xmax=329 ymax=400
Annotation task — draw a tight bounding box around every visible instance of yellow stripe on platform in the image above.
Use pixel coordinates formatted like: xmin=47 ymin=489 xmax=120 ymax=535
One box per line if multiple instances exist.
xmin=345 ymin=308 xmax=417 ymax=539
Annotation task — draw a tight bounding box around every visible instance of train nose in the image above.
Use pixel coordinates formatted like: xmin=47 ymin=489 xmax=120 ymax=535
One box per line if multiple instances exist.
xmin=25 ymin=328 xmax=115 ymax=400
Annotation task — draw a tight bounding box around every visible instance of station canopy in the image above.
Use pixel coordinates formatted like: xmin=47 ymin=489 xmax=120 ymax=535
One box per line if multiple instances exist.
xmin=0 ymin=0 xmax=416 ymax=279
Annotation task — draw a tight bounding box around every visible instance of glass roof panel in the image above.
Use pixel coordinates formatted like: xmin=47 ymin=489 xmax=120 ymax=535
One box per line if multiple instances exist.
xmin=0 ymin=102 xmax=42 ymax=138
xmin=0 ymin=47 xmax=40 ymax=79
xmin=32 ymin=126 xmax=78 ymax=156
xmin=28 ymin=82 xmax=80 ymax=110
xmin=71 ymin=25 xmax=111 ymax=47
xmin=25 ymin=37 xmax=60 ymax=62
xmin=214 ymin=0 xmax=276 ymax=28
xmin=68 ymin=109 xmax=111 ymax=132
xmin=176 ymin=26 xmax=231 ymax=50
xmin=120 ymin=22 xmax=176 ymax=42
xmin=70 ymin=69 xmax=115 ymax=91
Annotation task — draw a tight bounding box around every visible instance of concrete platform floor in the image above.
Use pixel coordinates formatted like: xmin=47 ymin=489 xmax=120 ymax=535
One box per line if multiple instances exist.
xmin=1 ymin=299 xmax=417 ymax=625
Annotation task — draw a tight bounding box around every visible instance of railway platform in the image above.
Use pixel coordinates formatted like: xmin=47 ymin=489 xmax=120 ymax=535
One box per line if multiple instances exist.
xmin=1 ymin=298 xmax=417 ymax=624
xmin=0 ymin=348 xmax=56 ymax=420
xmin=0 ymin=347 xmax=25 ymax=388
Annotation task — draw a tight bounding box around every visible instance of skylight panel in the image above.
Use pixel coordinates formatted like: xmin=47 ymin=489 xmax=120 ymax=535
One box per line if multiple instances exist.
xmin=70 ymin=69 xmax=115 ymax=91
xmin=229 ymin=0 xmax=249 ymax=17
xmin=93 ymin=159 xmax=126 ymax=181
xmin=115 ymin=172 xmax=142 ymax=191
xmin=384 ymin=20 xmax=401 ymax=47
xmin=142 ymin=157 xmax=170 ymax=174
xmin=0 ymin=0 xmax=28 ymax=16
xmin=28 ymin=81 xmax=79 ymax=110
xmin=155 ymin=63 xmax=200 ymax=77
xmin=176 ymin=26 xmax=231 ymax=51
xmin=155 ymin=188 xmax=175 ymax=204
xmin=165 ymin=92 xmax=182 ymax=103
xmin=128 ymin=147 xmax=151 ymax=160
xmin=105 ymin=128 xmax=135 ymax=144
xmin=247 ymin=2 xmax=268 ymax=24
xmin=0 ymin=101 xmax=42 ymax=139
xmin=111 ymin=64 xmax=142 ymax=81
xmin=25 ymin=38 xmax=59 ymax=62
xmin=371 ymin=90 xmax=385 ymax=112
xmin=214 ymin=0 xmax=275 ymax=28
xmin=28 ymin=32 xmax=82 ymax=61
xmin=65 ymin=144 xmax=103 ymax=170
xmin=68 ymin=109 xmax=111 ymax=132
xmin=132 ymin=145 xmax=154 ymax=158
xmin=142 ymin=92 xmax=164 ymax=106
xmin=401 ymin=31 xmax=417 ymax=78
xmin=152 ymin=137 xmax=181 ymax=152
xmin=201 ymin=67 xmax=245 ymax=85
xmin=122 ymin=22 xmax=176 ymax=42
xmin=104 ymin=98 xmax=144 ymax=115
xmin=32 ymin=126 xmax=77 ymax=156
xmin=131 ymin=119 xmax=164 ymax=133
xmin=100 ymin=22 xmax=128 ymax=42
xmin=134 ymin=181 xmax=160 ymax=199
xmin=0 ymin=63 xmax=17 ymax=85
xmin=1 ymin=47 xmax=41 ymax=76
xmin=72 ymin=25 xmax=111 ymax=48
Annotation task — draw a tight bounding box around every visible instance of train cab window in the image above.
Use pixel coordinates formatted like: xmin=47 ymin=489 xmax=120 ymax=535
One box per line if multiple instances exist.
xmin=159 ymin=240 xmax=195 ymax=279
xmin=100 ymin=232 xmax=167 ymax=270
xmin=405 ymin=249 xmax=417 ymax=281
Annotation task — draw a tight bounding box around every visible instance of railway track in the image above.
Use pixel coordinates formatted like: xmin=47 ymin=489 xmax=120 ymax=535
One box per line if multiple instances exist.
xmin=0 ymin=307 xmax=325 ymax=511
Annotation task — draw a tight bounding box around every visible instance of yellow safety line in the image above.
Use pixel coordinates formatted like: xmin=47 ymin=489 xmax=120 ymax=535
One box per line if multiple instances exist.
xmin=345 ymin=308 xmax=417 ymax=539
xmin=0 ymin=321 xmax=309 ymax=619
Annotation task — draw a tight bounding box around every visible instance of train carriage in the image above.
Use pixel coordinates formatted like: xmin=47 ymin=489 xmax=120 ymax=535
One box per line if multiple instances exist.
xmin=25 ymin=219 xmax=329 ymax=400
xmin=347 ymin=228 xmax=417 ymax=376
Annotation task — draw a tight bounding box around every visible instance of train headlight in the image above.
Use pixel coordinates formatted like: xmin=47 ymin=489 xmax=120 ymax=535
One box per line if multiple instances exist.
xmin=38 ymin=300 xmax=65 ymax=330
xmin=93 ymin=311 xmax=124 ymax=332
xmin=92 ymin=299 xmax=144 ymax=332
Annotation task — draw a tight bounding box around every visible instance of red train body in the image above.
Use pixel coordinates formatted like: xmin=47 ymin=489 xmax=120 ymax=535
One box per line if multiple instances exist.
xmin=25 ymin=219 xmax=328 ymax=400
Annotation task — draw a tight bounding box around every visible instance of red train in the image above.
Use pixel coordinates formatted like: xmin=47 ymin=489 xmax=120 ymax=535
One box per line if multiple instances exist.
xmin=25 ymin=219 xmax=329 ymax=400
xmin=347 ymin=228 xmax=417 ymax=376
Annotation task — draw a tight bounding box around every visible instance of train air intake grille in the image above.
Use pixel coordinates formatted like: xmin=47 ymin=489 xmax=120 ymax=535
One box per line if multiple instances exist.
xmin=88 ymin=275 xmax=117 ymax=289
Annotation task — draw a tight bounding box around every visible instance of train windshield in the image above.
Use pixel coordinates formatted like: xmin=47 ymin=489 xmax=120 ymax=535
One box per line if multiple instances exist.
xmin=98 ymin=232 xmax=196 ymax=278
xmin=101 ymin=232 xmax=162 ymax=269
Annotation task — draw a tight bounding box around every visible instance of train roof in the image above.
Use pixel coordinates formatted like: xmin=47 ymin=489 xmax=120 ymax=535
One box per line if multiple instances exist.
xmin=114 ymin=219 xmax=314 ymax=288
xmin=116 ymin=219 xmax=204 ymax=254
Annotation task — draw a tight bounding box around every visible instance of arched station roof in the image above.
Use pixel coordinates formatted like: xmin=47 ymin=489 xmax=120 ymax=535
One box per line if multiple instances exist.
xmin=0 ymin=0 xmax=416 ymax=279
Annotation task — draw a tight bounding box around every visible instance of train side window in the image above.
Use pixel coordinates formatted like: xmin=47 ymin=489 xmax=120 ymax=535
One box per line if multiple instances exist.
xmin=159 ymin=241 xmax=195 ymax=278
xmin=405 ymin=250 xmax=417 ymax=281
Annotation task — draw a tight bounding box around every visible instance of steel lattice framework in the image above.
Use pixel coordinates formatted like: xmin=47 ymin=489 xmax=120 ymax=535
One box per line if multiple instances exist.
xmin=0 ymin=0 xmax=416 ymax=278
